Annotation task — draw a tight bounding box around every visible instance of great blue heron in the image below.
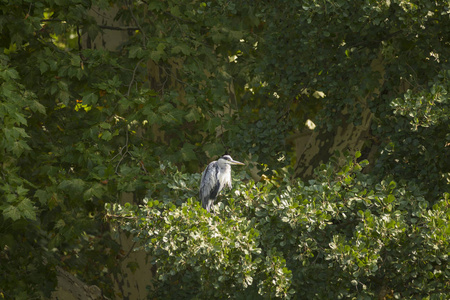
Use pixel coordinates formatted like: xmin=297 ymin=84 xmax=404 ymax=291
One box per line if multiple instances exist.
xmin=199 ymin=155 xmax=245 ymax=212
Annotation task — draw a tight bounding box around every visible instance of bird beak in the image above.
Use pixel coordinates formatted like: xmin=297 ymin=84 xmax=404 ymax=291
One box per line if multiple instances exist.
xmin=229 ymin=159 xmax=245 ymax=166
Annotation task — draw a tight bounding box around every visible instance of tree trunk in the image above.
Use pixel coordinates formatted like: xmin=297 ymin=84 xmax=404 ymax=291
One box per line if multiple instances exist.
xmin=82 ymin=6 xmax=155 ymax=300
xmin=293 ymin=56 xmax=385 ymax=179
xmin=112 ymin=193 xmax=154 ymax=300
xmin=51 ymin=267 xmax=105 ymax=300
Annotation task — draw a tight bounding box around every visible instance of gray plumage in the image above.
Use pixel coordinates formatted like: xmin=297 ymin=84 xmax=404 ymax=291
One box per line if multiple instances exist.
xmin=199 ymin=155 xmax=244 ymax=212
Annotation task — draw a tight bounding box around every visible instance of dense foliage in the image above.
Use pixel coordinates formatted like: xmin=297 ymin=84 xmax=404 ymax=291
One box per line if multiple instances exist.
xmin=0 ymin=0 xmax=448 ymax=298
xmin=108 ymin=154 xmax=450 ymax=299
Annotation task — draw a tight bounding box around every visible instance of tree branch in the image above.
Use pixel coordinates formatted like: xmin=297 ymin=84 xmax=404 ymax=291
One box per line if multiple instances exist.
xmin=99 ymin=25 xmax=139 ymax=31
xmin=127 ymin=58 xmax=145 ymax=97
xmin=125 ymin=0 xmax=147 ymax=48
xmin=40 ymin=19 xmax=139 ymax=31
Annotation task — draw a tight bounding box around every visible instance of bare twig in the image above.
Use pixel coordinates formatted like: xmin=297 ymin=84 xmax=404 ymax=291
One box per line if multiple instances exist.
xmin=25 ymin=3 xmax=33 ymax=19
xmin=125 ymin=0 xmax=147 ymax=48
xmin=164 ymin=11 xmax=195 ymax=24
xmin=158 ymin=64 xmax=173 ymax=94
xmin=139 ymin=160 xmax=149 ymax=175
xmin=115 ymin=128 xmax=130 ymax=175
xmin=99 ymin=25 xmax=139 ymax=31
xmin=127 ymin=58 xmax=145 ymax=97
xmin=40 ymin=19 xmax=138 ymax=31
xmin=40 ymin=18 xmax=65 ymax=22
xmin=106 ymin=213 xmax=137 ymax=220
xmin=76 ymin=25 xmax=82 ymax=51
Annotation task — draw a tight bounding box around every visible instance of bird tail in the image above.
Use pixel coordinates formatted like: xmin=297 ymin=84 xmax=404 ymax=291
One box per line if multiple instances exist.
xmin=202 ymin=198 xmax=214 ymax=212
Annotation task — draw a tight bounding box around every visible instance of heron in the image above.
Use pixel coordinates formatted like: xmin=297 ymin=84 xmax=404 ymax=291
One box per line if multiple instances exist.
xmin=199 ymin=154 xmax=245 ymax=212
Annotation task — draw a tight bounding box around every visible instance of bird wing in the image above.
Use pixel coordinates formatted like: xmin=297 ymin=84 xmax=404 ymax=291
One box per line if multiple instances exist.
xmin=199 ymin=161 xmax=220 ymax=204
xmin=209 ymin=174 xmax=221 ymax=200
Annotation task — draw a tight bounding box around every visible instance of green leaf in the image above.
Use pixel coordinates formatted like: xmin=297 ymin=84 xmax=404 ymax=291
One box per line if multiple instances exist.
xmin=58 ymin=179 xmax=86 ymax=196
xmin=184 ymin=108 xmax=200 ymax=122
xmin=14 ymin=112 xmax=27 ymax=126
xmin=55 ymin=219 xmax=66 ymax=229
xmin=181 ymin=143 xmax=197 ymax=161
xmin=17 ymin=198 xmax=36 ymax=221
xmin=150 ymin=43 xmax=166 ymax=61
xmin=16 ymin=185 xmax=29 ymax=196
xmin=29 ymin=100 xmax=46 ymax=114
xmin=35 ymin=189 xmax=49 ymax=205
xmin=11 ymin=140 xmax=31 ymax=156
xmin=229 ymin=30 xmax=244 ymax=40
xmin=2 ymin=205 xmax=21 ymax=221
xmin=171 ymin=44 xmax=191 ymax=55
xmin=39 ymin=61 xmax=49 ymax=74
xmin=205 ymin=117 xmax=221 ymax=133
xmin=100 ymin=130 xmax=112 ymax=141
xmin=84 ymin=183 xmax=105 ymax=200
xmin=1 ymin=68 xmax=19 ymax=80
xmin=202 ymin=143 xmax=224 ymax=157
xmin=129 ymin=46 xmax=144 ymax=59
xmin=386 ymin=194 xmax=395 ymax=203
xmin=82 ymin=92 xmax=99 ymax=105
xmin=99 ymin=122 xmax=111 ymax=129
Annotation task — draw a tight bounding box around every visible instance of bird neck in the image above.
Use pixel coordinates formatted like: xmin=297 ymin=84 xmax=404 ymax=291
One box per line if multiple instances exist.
xmin=219 ymin=163 xmax=230 ymax=172
xmin=217 ymin=164 xmax=232 ymax=188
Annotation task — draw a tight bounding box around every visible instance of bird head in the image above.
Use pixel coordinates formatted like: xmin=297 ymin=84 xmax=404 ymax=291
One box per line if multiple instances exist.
xmin=219 ymin=155 xmax=245 ymax=166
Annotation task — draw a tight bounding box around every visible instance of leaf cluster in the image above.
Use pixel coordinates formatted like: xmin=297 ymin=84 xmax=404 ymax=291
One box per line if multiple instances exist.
xmin=1 ymin=0 xmax=449 ymax=298
xmin=109 ymin=153 xmax=450 ymax=298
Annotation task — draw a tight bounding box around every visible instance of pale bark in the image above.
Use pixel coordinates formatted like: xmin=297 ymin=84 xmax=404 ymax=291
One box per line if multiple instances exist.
xmin=53 ymin=6 xmax=157 ymax=300
xmin=293 ymin=56 xmax=385 ymax=179
xmin=51 ymin=267 xmax=104 ymax=300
